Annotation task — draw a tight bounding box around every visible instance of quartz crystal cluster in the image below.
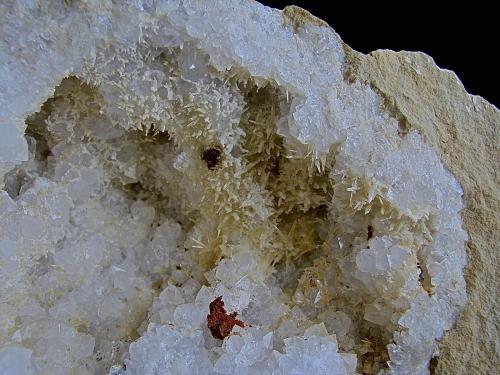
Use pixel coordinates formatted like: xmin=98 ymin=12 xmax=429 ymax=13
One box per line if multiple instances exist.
xmin=0 ymin=1 xmax=468 ymax=374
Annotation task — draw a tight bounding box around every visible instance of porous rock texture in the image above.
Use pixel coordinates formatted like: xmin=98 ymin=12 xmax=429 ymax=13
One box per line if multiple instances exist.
xmin=0 ymin=1 xmax=498 ymax=375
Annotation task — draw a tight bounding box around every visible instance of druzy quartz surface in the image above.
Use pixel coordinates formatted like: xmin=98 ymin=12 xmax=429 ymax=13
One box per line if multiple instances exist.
xmin=0 ymin=1 xmax=468 ymax=374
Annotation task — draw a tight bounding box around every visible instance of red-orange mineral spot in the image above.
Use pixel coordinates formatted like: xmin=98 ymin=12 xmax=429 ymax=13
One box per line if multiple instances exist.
xmin=207 ymin=296 xmax=245 ymax=339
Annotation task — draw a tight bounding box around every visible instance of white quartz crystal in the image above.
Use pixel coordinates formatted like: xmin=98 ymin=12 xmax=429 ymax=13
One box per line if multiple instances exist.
xmin=0 ymin=1 xmax=468 ymax=374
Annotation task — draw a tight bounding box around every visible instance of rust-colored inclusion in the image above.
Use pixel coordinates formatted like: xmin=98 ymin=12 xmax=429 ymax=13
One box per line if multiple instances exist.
xmin=207 ymin=296 xmax=245 ymax=339
xmin=201 ymin=147 xmax=222 ymax=170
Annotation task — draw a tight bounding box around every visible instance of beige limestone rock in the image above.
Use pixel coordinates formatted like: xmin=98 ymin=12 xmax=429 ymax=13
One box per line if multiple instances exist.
xmin=348 ymin=49 xmax=499 ymax=375
xmin=282 ymin=6 xmax=500 ymax=374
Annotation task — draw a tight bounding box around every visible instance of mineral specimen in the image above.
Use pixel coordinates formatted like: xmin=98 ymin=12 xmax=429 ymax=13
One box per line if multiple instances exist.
xmin=1 ymin=1 xmax=494 ymax=375
xmin=207 ymin=296 xmax=245 ymax=340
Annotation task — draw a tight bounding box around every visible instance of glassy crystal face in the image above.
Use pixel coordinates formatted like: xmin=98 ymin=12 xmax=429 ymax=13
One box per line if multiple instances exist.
xmin=0 ymin=1 xmax=467 ymax=374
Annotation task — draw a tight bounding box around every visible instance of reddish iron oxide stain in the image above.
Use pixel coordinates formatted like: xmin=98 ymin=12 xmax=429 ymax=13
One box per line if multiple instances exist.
xmin=367 ymin=225 xmax=374 ymax=241
xmin=207 ymin=296 xmax=245 ymax=339
xmin=201 ymin=148 xmax=222 ymax=170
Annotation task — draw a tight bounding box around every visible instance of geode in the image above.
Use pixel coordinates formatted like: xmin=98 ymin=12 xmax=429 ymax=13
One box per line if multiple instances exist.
xmin=1 ymin=1 xmax=497 ymax=375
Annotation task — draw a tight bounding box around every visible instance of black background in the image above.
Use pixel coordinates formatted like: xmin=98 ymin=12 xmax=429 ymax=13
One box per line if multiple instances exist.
xmin=257 ymin=1 xmax=498 ymax=108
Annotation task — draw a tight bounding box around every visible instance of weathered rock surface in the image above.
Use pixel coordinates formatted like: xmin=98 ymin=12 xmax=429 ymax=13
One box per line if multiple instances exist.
xmin=345 ymin=47 xmax=499 ymax=375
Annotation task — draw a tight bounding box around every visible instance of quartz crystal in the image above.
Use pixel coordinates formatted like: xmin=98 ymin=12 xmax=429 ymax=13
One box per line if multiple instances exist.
xmin=0 ymin=1 xmax=469 ymax=374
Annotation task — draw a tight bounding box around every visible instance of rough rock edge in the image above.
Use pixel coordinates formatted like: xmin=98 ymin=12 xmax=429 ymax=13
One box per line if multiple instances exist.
xmin=349 ymin=49 xmax=499 ymax=375
xmin=282 ymin=6 xmax=328 ymax=31
xmin=282 ymin=6 xmax=499 ymax=375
